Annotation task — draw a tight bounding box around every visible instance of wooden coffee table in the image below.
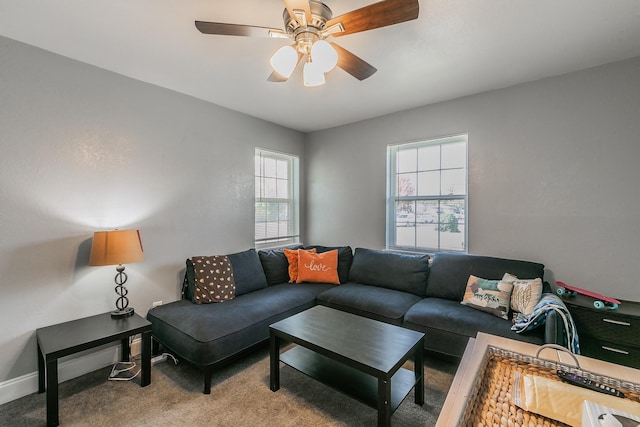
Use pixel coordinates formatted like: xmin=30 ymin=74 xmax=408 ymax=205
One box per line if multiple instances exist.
xmin=269 ymin=306 xmax=425 ymax=427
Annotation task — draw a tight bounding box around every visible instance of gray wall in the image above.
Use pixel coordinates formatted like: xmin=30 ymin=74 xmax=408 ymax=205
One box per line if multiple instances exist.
xmin=0 ymin=36 xmax=304 ymax=384
xmin=306 ymin=56 xmax=640 ymax=301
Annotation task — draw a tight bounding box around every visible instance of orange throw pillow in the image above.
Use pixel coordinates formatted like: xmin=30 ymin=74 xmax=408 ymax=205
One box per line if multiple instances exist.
xmin=283 ymin=248 xmax=316 ymax=283
xmin=296 ymin=249 xmax=340 ymax=285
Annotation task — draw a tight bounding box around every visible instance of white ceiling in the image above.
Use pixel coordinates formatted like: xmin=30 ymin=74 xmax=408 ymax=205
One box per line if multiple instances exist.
xmin=1 ymin=1 xmax=639 ymax=132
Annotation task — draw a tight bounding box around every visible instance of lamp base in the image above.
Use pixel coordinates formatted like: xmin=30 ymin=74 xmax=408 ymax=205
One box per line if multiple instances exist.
xmin=111 ymin=307 xmax=135 ymax=318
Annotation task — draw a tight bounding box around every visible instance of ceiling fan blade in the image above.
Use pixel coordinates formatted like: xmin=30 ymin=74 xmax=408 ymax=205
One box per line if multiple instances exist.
xmin=267 ymin=52 xmax=304 ymax=82
xmin=283 ymin=0 xmax=312 ymax=26
xmin=326 ymin=0 xmax=419 ymax=37
xmin=331 ymin=42 xmax=377 ymax=81
xmin=195 ymin=21 xmax=283 ymax=38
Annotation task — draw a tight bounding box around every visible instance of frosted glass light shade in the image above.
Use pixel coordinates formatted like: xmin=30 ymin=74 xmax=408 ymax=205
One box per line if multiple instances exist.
xmin=270 ymin=45 xmax=298 ymax=78
xmin=303 ymin=61 xmax=325 ymax=87
xmin=311 ymin=40 xmax=338 ymax=73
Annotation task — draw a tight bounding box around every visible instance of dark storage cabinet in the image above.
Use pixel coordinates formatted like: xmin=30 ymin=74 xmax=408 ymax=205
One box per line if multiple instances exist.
xmin=564 ymin=294 xmax=640 ymax=369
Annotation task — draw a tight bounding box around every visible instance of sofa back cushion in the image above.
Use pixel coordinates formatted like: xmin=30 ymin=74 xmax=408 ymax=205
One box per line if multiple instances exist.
xmin=226 ymin=249 xmax=269 ymax=296
xmin=304 ymin=245 xmax=353 ymax=284
xmin=348 ymin=248 xmax=430 ymax=296
xmin=425 ymin=253 xmax=544 ymax=301
xmin=258 ymin=245 xmax=302 ymax=285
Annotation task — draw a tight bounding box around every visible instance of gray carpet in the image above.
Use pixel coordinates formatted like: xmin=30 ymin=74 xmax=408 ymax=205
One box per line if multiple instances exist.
xmin=0 ymin=345 xmax=458 ymax=426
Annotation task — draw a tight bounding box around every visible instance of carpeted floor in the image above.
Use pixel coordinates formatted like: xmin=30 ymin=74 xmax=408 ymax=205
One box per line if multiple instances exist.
xmin=0 ymin=345 xmax=459 ymax=426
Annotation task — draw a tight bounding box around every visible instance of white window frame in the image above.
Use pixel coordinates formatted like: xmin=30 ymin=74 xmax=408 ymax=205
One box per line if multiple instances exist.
xmin=254 ymin=148 xmax=300 ymax=248
xmin=386 ymin=134 xmax=468 ymax=253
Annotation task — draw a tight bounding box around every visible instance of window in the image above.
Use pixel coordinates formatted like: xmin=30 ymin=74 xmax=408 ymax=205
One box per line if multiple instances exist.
xmin=255 ymin=148 xmax=300 ymax=247
xmin=386 ymin=134 xmax=468 ymax=253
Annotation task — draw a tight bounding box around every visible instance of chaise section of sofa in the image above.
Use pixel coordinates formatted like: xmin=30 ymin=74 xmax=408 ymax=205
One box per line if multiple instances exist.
xmin=147 ymin=248 xmax=335 ymax=393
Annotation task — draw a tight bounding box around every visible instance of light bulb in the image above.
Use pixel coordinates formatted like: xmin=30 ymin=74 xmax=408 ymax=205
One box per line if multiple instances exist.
xmin=311 ymin=40 xmax=338 ymax=73
xmin=269 ymin=45 xmax=298 ymax=78
xmin=303 ymin=61 xmax=325 ymax=87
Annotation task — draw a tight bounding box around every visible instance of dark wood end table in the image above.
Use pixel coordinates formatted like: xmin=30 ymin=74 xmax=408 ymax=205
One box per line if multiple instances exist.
xmin=269 ymin=306 xmax=425 ymax=427
xmin=36 ymin=312 xmax=152 ymax=426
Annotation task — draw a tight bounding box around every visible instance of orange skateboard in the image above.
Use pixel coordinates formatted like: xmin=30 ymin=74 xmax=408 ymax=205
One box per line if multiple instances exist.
xmin=556 ymin=281 xmax=621 ymax=310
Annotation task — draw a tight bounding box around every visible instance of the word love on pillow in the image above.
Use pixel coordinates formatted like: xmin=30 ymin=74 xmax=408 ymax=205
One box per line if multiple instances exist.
xmin=296 ymin=249 xmax=340 ymax=285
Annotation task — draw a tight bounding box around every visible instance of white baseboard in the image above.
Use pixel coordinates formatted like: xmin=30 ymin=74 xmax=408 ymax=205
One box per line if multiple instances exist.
xmin=0 ymin=337 xmax=143 ymax=406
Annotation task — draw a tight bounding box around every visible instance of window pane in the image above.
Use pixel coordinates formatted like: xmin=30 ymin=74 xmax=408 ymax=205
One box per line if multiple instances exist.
xmin=441 ymin=169 xmax=466 ymax=195
xmin=395 ymin=200 xmax=416 ymax=227
xmin=276 ymin=178 xmax=288 ymax=199
xmin=417 ymin=145 xmax=440 ymax=171
xmin=437 ymin=200 xmax=465 ymax=251
xmin=416 ymin=200 xmax=438 ymax=224
xmin=264 ymin=157 xmax=277 ymax=178
xmin=278 ymin=221 xmax=289 ymax=236
xmin=397 ymin=148 xmax=416 ymax=173
xmin=441 ymin=141 xmax=466 ymax=169
xmin=255 ymin=155 xmax=262 ymax=176
xmin=440 ymin=225 xmax=465 ymax=251
xmin=279 ymin=203 xmax=288 ymax=221
xmin=265 ymin=221 xmax=279 ymax=238
xmin=264 ymin=177 xmax=277 ymax=198
xmin=255 ymin=222 xmax=265 ymax=239
xmin=397 ymin=173 xmax=416 ymax=197
xmin=416 ymin=223 xmax=438 ymax=249
xmin=276 ymin=159 xmax=288 ymax=179
xmin=417 ymin=171 xmax=440 ymax=196
xmin=267 ymin=203 xmax=279 ymax=221
xmin=255 ymin=202 xmax=267 ymax=222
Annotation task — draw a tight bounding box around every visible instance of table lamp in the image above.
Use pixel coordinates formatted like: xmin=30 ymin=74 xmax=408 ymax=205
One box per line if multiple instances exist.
xmin=89 ymin=229 xmax=144 ymax=318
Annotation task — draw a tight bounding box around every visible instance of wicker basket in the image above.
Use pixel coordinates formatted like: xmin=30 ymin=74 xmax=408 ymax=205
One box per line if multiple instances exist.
xmin=459 ymin=344 xmax=640 ymax=426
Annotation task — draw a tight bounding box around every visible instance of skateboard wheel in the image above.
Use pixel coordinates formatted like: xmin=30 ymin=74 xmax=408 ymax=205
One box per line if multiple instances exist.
xmin=557 ymin=288 xmax=565 ymax=297
xmin=593 ymin=300 xmax=604 ymax=310
xmin=609 ymin=303 xmax=619 ymax=310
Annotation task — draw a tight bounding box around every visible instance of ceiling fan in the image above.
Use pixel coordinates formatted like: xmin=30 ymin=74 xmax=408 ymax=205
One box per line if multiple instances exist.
xmin=195 ymin=0 xmax=419 ymax=87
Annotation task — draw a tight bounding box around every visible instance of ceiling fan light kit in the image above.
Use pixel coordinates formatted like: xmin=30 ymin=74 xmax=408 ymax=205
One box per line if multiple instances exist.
xmin=303 ymin=60 xmax=326 ymax=87
xmin=196 ymin=0 xmax=419 ymax=87
xmin=270 ymin=45 xmax=299 ymax=78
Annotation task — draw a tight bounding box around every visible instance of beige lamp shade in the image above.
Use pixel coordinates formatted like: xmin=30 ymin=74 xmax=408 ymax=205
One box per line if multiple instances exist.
xmin=89 ymin=229 xmax=144 ymax=266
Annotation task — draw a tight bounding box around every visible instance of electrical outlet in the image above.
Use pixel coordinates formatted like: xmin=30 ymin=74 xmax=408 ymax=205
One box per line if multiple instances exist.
xmin=152 ymin=300 xmax=163 ymax=308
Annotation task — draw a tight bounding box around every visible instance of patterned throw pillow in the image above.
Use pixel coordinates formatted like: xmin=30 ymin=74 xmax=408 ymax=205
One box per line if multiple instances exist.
xmin=296 ymin=249 xmax=340 ymax=285
xmin=460 ymin=275 xmax=514 ymax=320
xmin=190 ymin=255 xmax=236 ymax=304
xmin=283 ymin=248 xmax=316 ymax=283
xmin=503 ymin=273 xmax=543 ymax=316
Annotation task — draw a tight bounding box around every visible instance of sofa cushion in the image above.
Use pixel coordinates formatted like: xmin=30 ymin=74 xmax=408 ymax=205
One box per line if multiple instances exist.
xmin=348 ymin=248 xmax=430 ymax=296
xmin=296 ymin=249 xmax=340 ymax=284
xmin=258 ymin=245 xmax=302 ymax=285
xmin=190 ymin=255 xmax=236 ymax=303
xmin=184 ymin=248 xmax=269 ymax=300
xmin=316 ymin=283 xmax=422 ymax=325
xmin=460 ymin=275 xmax=513 ymax=320
xmin=304 ymin=245 xmax=353 ymax=284
xmin=425 ymin=253 xmax=545 ymax=301
xmin=284 ymin=248 xmax=317 ymax=283
xmin=503 ymin=273 xmax=543 ymax=316
xmin=404 ymin=298 xmax=546 ymax=347
xmin=226 ymin=249 xmax=269 ymax=296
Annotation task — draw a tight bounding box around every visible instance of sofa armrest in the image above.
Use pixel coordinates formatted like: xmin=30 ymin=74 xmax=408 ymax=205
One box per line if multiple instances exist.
xmin=544 ymin=310 xmax=567 ymax=348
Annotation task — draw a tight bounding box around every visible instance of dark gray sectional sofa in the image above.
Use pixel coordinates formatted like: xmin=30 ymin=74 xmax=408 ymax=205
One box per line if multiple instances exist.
xmin=147 ymin=245 xmax=562 ymax=394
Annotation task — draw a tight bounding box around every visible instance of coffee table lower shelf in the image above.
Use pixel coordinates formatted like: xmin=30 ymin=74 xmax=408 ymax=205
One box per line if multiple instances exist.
xmin=280 ymin=346 xmax=417 ymax=413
